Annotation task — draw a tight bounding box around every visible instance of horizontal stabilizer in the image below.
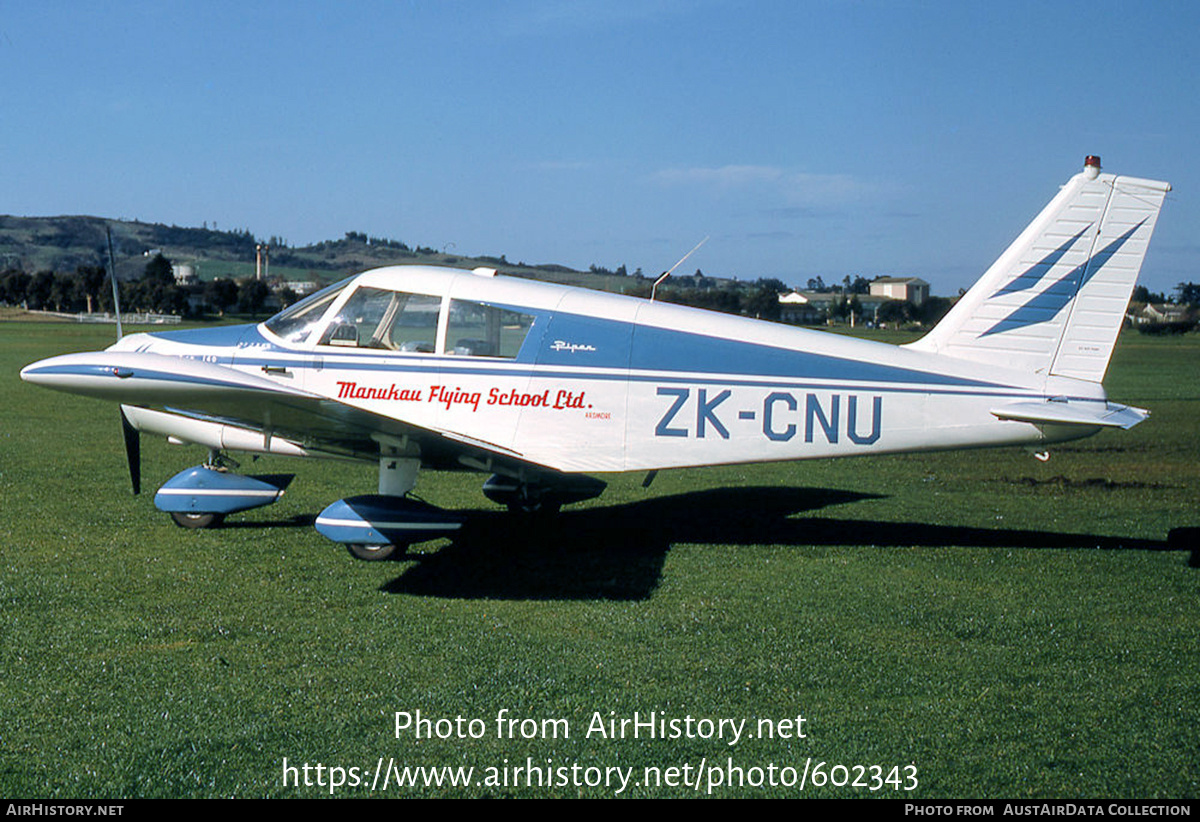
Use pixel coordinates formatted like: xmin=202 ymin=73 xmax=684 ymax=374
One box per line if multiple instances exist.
xmin=990 ymin=400 xmax=1148 ymax=430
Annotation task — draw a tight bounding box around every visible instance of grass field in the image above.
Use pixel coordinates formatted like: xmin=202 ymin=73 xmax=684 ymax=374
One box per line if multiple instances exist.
xmin=1 ymin=322 xmax=1197 ymax=798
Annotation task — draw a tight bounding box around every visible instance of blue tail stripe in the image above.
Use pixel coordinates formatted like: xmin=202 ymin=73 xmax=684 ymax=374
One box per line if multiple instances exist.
xmin=989 ymin=227 xmax=1091 ymax=298
xmin=980 ymin=221 xmax=1144 ymax=338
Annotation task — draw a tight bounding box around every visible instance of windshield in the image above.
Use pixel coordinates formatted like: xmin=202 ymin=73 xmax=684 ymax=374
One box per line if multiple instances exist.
xmin=317 ymin=287 xmax=441 ymax=352
xmin=262 ymin=278 xmax=353 ymax=344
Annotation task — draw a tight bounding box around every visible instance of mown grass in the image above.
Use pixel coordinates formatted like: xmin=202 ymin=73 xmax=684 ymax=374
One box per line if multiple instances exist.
xmin=0 ymin=322 xmax=1196 ymax=798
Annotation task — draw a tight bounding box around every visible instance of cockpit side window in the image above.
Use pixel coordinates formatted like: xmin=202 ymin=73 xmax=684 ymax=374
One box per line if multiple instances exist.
xmin=446 ymin=300 xmax=536 ymax=358
xmin=262 ymin=279 xmax=351 ymax=345
xmin=318 ymin=287 xmax=441 ymax=352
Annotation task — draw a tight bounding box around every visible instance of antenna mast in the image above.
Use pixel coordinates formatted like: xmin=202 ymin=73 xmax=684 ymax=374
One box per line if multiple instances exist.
xmin=106 ymin=226 xmax=123 ymax=340
xmin=651 ymin=236 xmax=709 ymax=302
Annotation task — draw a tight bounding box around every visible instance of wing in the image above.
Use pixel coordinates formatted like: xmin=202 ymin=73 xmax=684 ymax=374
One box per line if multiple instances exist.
xmin=22 ymin=350 xmax=554 ymax=480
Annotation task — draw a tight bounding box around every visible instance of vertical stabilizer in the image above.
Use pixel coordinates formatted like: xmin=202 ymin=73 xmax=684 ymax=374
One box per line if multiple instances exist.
xmin=908 ymin=158 xmax=1170 ymax=384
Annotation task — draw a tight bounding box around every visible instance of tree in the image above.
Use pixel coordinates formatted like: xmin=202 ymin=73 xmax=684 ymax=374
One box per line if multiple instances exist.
xmin=143 ymin=253 xmax=174 ymax=285
xmin=1132 ymin=285 xmax=1166 ymax=304
xmin=743 ymin=285 xmax=782 ymax=320
xmin=916 ymin=296 xmax=953 ymax=326
xmin=204 ymin=279 xmax=238 ymax=314
xmin=97 ymin=275 xmax=117 ymax=313
xmin=75 ymin=265 xmax=107 ymax=313
xmin=876 ymin=299 xmax=914 ymax=325
xmin=829 ymin=295 xmax=848 ymax=321
xmin=236 ymin=280 xmax=270 ymax=315
xmin=26 ymin=271 xmax=54 ymax=310
xmin=48 ymin=273 xmax=75 ymax=312
xmin=1174 ymin=282 xmax=1200 ymax=307
xmin=1 ymin=270 xmax=31 ymax=306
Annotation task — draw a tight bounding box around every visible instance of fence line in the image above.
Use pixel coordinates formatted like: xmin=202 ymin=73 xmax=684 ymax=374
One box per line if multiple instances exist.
xmin=26 ymin=310 xmax=182 ymax=325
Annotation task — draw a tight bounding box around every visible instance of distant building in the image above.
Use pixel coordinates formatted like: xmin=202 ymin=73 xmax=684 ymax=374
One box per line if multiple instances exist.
xmin=172 ymin=264 xmax=198 ymax=285
xmin=870 ymin=276 xmax=929 ymax=306
xmin=778 ymin=290 xmax=896 ymax=325
xmin=778 ymin=291 xmax=829 ymax=324
xmin=285 ymin=281 xmax=320 ymax=296
xmin=1131 ymin=303 xmax=1189 ymax=325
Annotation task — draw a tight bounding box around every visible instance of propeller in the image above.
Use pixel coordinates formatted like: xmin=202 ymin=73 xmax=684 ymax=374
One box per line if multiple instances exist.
xmin=108 ymin=226 xmax=139 ymax=494
xmin=120 ymin=406 xmax=141 ymax=495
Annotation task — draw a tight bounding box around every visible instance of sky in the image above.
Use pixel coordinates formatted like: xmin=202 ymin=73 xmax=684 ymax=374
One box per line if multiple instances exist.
xmin=2 ymin=0 xmax=1197 ymax=295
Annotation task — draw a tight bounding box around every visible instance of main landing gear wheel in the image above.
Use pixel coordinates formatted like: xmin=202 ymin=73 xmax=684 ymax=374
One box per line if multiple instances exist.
xmin=346 ymin=542 xmax=399 ymax=561
xmin=506 ymin=499 xmax=562 ymax=516
xmin=169 ymin=511 xmax=226 ymax=529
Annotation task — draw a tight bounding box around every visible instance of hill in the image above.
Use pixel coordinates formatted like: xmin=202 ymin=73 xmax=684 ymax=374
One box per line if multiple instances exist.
xmin=0 ymin=215 xmax=643 ymax=293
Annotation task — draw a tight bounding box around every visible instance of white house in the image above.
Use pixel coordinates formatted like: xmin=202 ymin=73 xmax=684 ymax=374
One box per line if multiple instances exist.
xmin=869 ymin=276 xmax=929 ymax=306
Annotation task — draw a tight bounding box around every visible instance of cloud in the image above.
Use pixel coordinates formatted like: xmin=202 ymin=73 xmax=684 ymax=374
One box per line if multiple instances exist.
xmin=651 ymin=165 xmax=785 ymax=187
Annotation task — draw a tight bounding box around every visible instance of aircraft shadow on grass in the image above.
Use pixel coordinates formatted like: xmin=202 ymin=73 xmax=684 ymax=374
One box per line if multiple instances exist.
xmin=361 ymin=485 xmax=1172 ymax=601
xmin=223 ymin=513 xmax=317 ymax=529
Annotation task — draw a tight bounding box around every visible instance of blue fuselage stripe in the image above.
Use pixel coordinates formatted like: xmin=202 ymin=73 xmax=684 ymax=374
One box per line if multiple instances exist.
xmin=137 ymin=356 xmax=1052 ymax=402
xmin=138 ymin=309 xmax=1039 ymax=404
xmin=144 ymin=310 xmax=1010 ymax=390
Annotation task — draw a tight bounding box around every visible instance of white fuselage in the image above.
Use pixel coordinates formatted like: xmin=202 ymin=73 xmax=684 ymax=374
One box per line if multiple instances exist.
xmin=99 ymin=266 xmax=1103 ymax=474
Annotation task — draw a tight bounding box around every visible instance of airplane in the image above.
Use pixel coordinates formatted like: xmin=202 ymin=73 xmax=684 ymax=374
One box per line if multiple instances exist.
xmin=19 ymin=156 xmax=1171 ymax=561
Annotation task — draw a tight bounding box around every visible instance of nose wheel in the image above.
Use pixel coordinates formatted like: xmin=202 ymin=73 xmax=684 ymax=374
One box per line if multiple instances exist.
xmin=346 ymin=542 xmax=400 ymax=561
xmin=169 ymin=511 xmax=226 ymax=530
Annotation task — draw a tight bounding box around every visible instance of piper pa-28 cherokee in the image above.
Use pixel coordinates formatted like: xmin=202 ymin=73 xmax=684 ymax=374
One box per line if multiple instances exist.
xmin=20 ymin=157 xmax=1171 ymax=560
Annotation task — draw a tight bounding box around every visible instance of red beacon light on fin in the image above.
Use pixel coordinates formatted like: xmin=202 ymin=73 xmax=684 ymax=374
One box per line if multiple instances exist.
xmin=1084 ymin=155 xmax=1102 ymax=179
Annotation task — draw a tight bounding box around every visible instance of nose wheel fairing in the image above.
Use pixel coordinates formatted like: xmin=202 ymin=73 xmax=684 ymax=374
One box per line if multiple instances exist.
xmin=154 ymin=465 xmax=293 ymax=523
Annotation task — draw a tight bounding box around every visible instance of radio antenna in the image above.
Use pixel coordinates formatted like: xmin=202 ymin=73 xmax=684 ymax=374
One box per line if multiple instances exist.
xmin=105 ymin=225 xmax=123 ymax=340
xmin=651 ymin=235 xmax=709 ymax=302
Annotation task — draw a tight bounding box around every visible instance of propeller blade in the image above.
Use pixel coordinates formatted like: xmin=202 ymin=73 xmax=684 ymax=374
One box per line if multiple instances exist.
xmin=120 ymin=407 xmax=141 ymax=495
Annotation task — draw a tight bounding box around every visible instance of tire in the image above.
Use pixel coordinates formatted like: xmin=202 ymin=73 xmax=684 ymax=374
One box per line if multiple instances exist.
xmin=346 ymin=542 xmax=398 ymax=561
xmin=169 ymin=511 xmax=226 ymax=529
xmin=505 ymin=499 xmax=562 ymax=516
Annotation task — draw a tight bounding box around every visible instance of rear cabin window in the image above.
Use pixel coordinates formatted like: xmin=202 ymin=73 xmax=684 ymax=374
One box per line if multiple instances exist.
xmin=318 ymin=287 xmax=441 ymax=352
xmin=446 ymin=300 xmax=536 ymax=358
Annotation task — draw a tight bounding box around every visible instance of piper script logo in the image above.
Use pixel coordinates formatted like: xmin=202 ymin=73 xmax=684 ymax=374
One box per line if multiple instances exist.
xmin=550 ymin=340 xmax=597 ymax=353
